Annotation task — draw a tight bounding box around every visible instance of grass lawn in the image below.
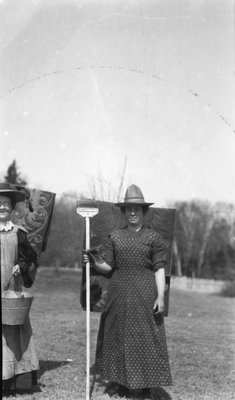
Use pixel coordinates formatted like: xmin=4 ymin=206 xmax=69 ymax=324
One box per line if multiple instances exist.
xmin=2 ymin=268 xmax=235 ymax=400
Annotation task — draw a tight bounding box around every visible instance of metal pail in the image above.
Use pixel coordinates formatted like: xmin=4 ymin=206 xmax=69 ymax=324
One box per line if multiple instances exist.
xmin=2 ymin=292 xmax=34 ymax=325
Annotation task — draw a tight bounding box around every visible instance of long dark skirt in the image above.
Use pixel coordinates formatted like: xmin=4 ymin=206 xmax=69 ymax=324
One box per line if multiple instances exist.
xmin=95 ymin=267 xmax=172 ymax=389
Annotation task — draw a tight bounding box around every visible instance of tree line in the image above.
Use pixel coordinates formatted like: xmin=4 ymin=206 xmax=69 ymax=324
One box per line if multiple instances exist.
xmin=2 ymin=160 xmax=235 ymax=280
xmin=171 ymin=200 xmax=235 ymax=280
xmin=40 ymin=194 xmax=235 ymax=282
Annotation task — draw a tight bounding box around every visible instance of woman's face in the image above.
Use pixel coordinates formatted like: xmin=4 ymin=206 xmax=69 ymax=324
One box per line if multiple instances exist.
xmin=0 ymin=195 xmax=13 ymax=222
xmin=125 ymin=205 xmax=143 ymax=228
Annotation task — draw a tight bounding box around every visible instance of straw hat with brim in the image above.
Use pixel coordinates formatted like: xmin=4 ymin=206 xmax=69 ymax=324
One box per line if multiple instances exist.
xmin=115 ymin=184 xmax=154 ymax=207
xmin=0 ymin=183 xmax=27 ymax=203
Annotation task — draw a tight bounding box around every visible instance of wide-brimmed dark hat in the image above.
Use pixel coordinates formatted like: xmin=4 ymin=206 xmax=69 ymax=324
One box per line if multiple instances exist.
xmin=115 ymin=184 xmax=154 ymax=207
xmin=0 ymin=182 xmax=27 ymax=203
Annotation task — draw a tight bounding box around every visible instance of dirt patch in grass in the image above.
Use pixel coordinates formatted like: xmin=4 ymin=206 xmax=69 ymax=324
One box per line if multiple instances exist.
xmin=3 ymin=268 xmax=235 ymax=400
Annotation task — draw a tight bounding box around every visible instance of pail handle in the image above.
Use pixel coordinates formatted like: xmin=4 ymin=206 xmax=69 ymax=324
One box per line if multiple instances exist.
xmin=6 ymin=272 xmax=25 ymax=296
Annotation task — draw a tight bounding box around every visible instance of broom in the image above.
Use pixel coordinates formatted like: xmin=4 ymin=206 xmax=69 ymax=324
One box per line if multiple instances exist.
xmin=77 ymin=200 xmax=98 ymax=400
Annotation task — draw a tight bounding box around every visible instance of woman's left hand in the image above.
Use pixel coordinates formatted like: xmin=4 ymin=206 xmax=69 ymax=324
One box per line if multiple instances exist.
xmin=12 ymin=264 xmax=21 ymax=276
xmin=153 ymin=297 xmax=164 ymax=314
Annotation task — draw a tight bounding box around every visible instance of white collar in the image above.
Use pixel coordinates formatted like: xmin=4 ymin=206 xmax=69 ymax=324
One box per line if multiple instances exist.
xmin=0 ymin=220 xmax=14 ymax=232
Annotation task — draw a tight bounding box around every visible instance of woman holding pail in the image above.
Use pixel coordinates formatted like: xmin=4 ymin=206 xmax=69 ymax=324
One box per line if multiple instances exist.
xmin=83 ymin=184 xmax=172 ymax=399
xmin=0 ymin=183 xmax=39 ymax=395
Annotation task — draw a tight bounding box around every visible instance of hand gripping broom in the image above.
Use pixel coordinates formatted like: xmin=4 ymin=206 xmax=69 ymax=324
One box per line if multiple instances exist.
xmin=77 ymin=200 xmax=98 ymax=400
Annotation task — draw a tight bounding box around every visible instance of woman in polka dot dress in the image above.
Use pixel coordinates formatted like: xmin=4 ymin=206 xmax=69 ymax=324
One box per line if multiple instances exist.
xmin=84 ymin=185 xmax=172 ymax=399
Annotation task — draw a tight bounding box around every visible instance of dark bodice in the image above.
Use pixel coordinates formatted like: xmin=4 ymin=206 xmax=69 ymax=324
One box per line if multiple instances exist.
xmin=104 ymin=226 xmax=167 ymax=272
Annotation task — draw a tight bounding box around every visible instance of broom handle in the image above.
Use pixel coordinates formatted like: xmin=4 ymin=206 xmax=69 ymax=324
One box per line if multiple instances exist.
xmin=85 ymin=216 xmax=91 ymax=400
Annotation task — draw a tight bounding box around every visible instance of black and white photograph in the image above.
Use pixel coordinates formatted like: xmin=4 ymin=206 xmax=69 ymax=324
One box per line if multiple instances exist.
xmin=0 ymin=1 xmax=235 ymax=399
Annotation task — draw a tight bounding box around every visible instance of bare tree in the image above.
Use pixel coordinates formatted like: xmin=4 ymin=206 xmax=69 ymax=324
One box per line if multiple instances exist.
xmin=116 ymin=156 xmax=127 ymax=202
xmin=87 ymin=157 xmax=128 ymax=202
xmin=172 ymin=238 xmax=182 ymax=276
xmin=172 ymin=200 xmax=235 ymax=279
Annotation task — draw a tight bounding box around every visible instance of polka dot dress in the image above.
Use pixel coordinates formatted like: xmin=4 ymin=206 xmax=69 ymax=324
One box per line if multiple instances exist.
xmin=95 ymin=227 xmax=172 ymax=389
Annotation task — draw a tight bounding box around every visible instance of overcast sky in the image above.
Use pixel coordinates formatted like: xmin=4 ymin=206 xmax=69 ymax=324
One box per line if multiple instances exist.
xmin=0 ymin=0 xmax=234 ymax=206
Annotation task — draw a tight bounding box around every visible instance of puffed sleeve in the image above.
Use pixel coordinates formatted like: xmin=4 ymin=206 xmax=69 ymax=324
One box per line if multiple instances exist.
xmin=103 ymin=233 xmax=115 ymax=269
xmin=151 ymin=232 xmax=167 ymax=272
xmin=17 ymin=229 xmax=38 ymax=288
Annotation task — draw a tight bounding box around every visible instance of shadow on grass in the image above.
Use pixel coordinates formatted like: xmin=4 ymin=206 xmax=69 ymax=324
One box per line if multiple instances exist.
xmin=152 ymin=387 xmax=172 ymax=400
xmin=3 ymin=388 xmax=41 ymax=399
xmin=3 ymin=362 xmax=68 ymax=398
xmin=2 ymin=374 xmax=42 ymax=398
xmin=37 ymin=360 xmax=70 ymax=379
